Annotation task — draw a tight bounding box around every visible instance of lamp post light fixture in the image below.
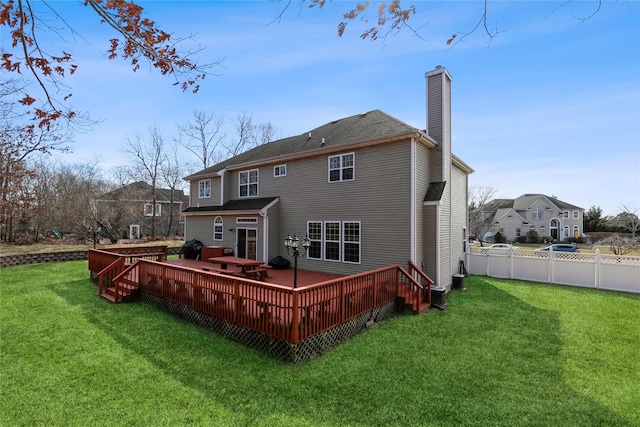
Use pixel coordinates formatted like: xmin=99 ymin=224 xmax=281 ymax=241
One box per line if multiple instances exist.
xmin=284 ymin=233 xmax=311 ymax=288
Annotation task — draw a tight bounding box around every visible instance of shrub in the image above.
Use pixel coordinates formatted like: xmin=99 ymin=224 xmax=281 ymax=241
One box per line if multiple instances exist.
xmin=526 ymin=230 xmax=540 ymax=244
xmin=516 ymin=236 xmax=528 ymax=244
xmin=494 ymin=232 xmax=506 ymax=243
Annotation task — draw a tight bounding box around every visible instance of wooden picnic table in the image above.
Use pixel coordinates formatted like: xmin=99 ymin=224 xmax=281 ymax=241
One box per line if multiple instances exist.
xmin=208 ymin=256 xmax=269 ymax=280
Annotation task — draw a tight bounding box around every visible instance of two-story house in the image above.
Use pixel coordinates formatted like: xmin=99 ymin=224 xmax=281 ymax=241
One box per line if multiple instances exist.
xmin=96 ymin=181 xmax=185 ymax=241
xmin=485 ymin=194 xmax=584 ymax=243
xmin=183 ymin=66 xmax=473 ymax=289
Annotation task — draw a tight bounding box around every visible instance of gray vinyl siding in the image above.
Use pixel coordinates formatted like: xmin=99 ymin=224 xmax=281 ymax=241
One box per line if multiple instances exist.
xmin=422 ymin=204 xmax=438 ymax=279
xmin=414 ymin=141 xmax=431 ymax=267
xmin=451 ymin=164 xmax=468 ymax=273
xmin=190 ymin=176 xmax=221 ymax=208
xmin=223 ymin=140 xmax=414 ymax=275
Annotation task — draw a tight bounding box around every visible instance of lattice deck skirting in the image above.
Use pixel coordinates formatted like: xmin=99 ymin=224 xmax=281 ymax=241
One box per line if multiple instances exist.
xmin=139 ymin=292 xmax=399 ymax=363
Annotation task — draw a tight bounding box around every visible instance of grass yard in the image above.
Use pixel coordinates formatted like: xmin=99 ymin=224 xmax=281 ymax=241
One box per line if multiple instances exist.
xmin=1 ymin=261 xmax=638 ymax=426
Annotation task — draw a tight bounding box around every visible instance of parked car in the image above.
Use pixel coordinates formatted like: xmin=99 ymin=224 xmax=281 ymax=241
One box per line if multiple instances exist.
xmin=535 ymin=244 xmax=580 ymax=253
xmin=487 ymin=244 xmax=519 ymax=250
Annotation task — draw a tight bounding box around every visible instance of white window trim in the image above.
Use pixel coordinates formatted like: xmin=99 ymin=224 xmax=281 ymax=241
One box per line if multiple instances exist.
xmin=563 ymin=210 xmax=569 ymax=219
xmin=198 ymin=179 xmax=211 ymax=199
xmin=306 ymin=220 xmax=361 ymax=264
xmin=342 ymin=221 xmax=361 ymax=264
xmin=239 ymin=169 xmax=259 ymax=198
xmin=144 ymin=203 xmax=161 ymax=217
xmin=328 ymin=152 xmax=355 ymax=183
xmin=573 ymin=210 xmax=579 ymax=219
xmin=214 ymin=216 xmax=223 ymax=241
xmin=274 ymin=165 xmax=286 ymax=177
xmin=236 ymin=217 xmax=258 ymax=224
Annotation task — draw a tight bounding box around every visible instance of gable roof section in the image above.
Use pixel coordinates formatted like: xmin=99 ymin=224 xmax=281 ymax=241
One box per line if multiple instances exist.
xmin=493 ymin=208 xmax=529 ymax=224
xmin=98 ymin=181 xmax=185 ymax=203
xmin=185 ymin=110 xmax=425 ymax=180
xmin=512 ymin=194 xmax=583 ymax=212
xmin=182 ymin=196 xmax=279 ymax=214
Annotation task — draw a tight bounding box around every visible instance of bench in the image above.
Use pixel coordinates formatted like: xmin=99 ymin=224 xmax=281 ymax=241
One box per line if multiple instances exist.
xmin=244 ymin=266 xmax=269 ymax=281
xmin=201 ymin=266 xmax=233 ymax=275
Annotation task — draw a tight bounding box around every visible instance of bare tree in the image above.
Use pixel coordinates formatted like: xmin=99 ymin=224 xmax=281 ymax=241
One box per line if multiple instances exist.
xmin=612 ymin=204 xmax=640 ymax=238
xmin=124 ymin=126 xmax=167 ymax=239
xmin=161 ymin=145 xmax=186 ymax=238
xmin=257 ymin=122 xmax=281 ymax=145
xmin=176 ymin=109 xmax=226 ymax=170
xmin=468 ymin=185 xmax=498 ymax=246
xmin=224 ymin=111 xmax=256 ymax=157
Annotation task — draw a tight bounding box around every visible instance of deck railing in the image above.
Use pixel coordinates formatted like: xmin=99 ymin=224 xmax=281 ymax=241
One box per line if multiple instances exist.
xmin=89 ymin=246 xmax=168 ymax=297
xmin=130 ymin=260 xmax=428 ymax=344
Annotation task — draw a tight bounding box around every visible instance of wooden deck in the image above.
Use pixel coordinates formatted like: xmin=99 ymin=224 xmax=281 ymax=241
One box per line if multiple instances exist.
xmin=88 ymin=247 xmax=433 ymax=360
xmin=166 ymin=258 xmax=345 ymax=288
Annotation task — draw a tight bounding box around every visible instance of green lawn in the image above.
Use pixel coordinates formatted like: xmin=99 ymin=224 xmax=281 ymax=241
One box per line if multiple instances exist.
xmin=1 ymin=261 xmax=638 ymax=426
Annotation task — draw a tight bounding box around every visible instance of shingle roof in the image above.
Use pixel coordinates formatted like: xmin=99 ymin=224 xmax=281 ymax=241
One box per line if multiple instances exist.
xmin=99 ymin=181 xmax=185 ymax=202
xmin=182 ymin=197 xmax=279 ymax=213
xmin=185 ymin=110 xmax=419 ymax=180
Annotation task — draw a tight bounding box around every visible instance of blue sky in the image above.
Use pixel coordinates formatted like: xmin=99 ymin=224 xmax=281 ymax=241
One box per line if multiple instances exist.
xmin=17 ymin=1 xmax=640 ymax=216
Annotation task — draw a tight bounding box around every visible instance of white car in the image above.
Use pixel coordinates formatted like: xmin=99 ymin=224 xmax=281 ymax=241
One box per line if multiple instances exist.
xmin=487 ymin=244 xmax=519 ymax=250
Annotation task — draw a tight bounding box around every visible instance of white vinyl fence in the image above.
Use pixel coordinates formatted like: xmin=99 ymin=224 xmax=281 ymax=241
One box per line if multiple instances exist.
xmin=466 ymin=248 xmax=640 ymax=294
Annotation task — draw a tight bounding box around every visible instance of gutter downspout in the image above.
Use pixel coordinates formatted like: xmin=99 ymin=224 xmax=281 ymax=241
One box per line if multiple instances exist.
xmin=411 ymin=137 xmax=417 ymax=263
xmin=217 ymin=168 xmax=226 ymax=206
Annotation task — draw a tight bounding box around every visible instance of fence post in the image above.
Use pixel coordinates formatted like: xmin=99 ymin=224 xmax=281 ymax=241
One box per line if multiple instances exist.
xmin=594 ymin=248 xmax=601 ymax=289
xmin=548 ymin=247 xmax=554 ymax=283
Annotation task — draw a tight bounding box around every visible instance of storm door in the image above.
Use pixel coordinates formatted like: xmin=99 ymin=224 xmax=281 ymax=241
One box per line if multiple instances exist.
xmin=236 ymin=228 xmax=258 ymax=260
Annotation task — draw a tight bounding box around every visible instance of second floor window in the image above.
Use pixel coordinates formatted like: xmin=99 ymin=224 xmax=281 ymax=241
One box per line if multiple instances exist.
xmin=328 ymin=153 xmax=354 ymax=182
xmin=199 ymin=179 xmax=211 ymax=198
xmin=239 ymin=170 xmax=258 ymax=197
xmin=144 ymin=203 xmax=161 ymax=217
xmin=563 ymin=211 xmax=569 ymax=219
xmin=573 ymin=211 xmax=579 ymax=219
xmin=274 ymin=165 xmax=286 ymax=177
xmin=532 ymin=208 xmax=543 ymax=220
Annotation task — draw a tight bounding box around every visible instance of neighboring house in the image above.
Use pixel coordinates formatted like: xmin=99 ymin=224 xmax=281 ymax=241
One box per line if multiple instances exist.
xmin=483 ymin=194 xmax=584 ymax=243
xmin=96 ymin=181 xmax=185 ymax=240
xmin=182 ymin=66 xmax=473 ymax=289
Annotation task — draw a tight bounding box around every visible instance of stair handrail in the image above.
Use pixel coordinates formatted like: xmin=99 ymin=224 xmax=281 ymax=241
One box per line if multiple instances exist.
xmin=396 ymin=266 xmax=424 ymax=311
xmin=112 ymin=262 xmax=140 ymax=303
xmin=407 ymin=261 xmax=434 ymax=307
xmin=97 ymin=257 xmax=125 ymax=296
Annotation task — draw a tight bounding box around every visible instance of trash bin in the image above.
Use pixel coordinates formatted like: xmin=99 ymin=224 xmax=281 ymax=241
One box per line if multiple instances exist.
xmin=452 ymin=274 xmax=466 ymax=291
xmin=201 ymin=246 xmax=225 ymax=260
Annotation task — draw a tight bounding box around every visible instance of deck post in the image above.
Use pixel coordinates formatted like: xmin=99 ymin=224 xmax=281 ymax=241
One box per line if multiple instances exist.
xmin=291 ymin=292 xmax=299 ymax=343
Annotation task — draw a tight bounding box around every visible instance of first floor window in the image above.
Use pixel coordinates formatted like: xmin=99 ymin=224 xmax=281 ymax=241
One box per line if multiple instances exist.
xmin=199 ymin=179 xmax=211 ymax=198
xmin=343 ymin=222 xmax=360 ymax=263
xmin=144 ymin=203 xmax=161 ymax=217
xmin=307 ymin=222 xmax=322 ymax=260
xmin=214 ymin=216 xmax=223 ymax=241
xmin=563 ymin=226 xmax=570 ymax=239
xmin=325 ymin=222 xmax=341 ymax=261
xmin=540 ymin=226 xmax=546 ymax=235
xmin=306 ymin=221 xmax=361 ymax=264
xmin=573 ymin=225 xmax=580 ymax=238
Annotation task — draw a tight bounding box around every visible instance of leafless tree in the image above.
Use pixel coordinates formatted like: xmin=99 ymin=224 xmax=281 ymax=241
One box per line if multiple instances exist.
xmin=176 ymin=109 xmax=226 ymax=170
xmin=161 ymin=145 xmax=187 ymax=238
xmin=469 ymin=185 xmax=498 ymax=246
xmin=224 ymin=111 xmax=256 ymax=157
xmin=123 ymin=126 xmax=167 ymax=239
xmin=612 ymin=204 xmax=640 ymax=238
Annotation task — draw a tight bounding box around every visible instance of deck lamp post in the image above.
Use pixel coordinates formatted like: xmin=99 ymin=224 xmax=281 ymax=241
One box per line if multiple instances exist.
xmin=284 ymin=233 xmax=311 ymax=288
